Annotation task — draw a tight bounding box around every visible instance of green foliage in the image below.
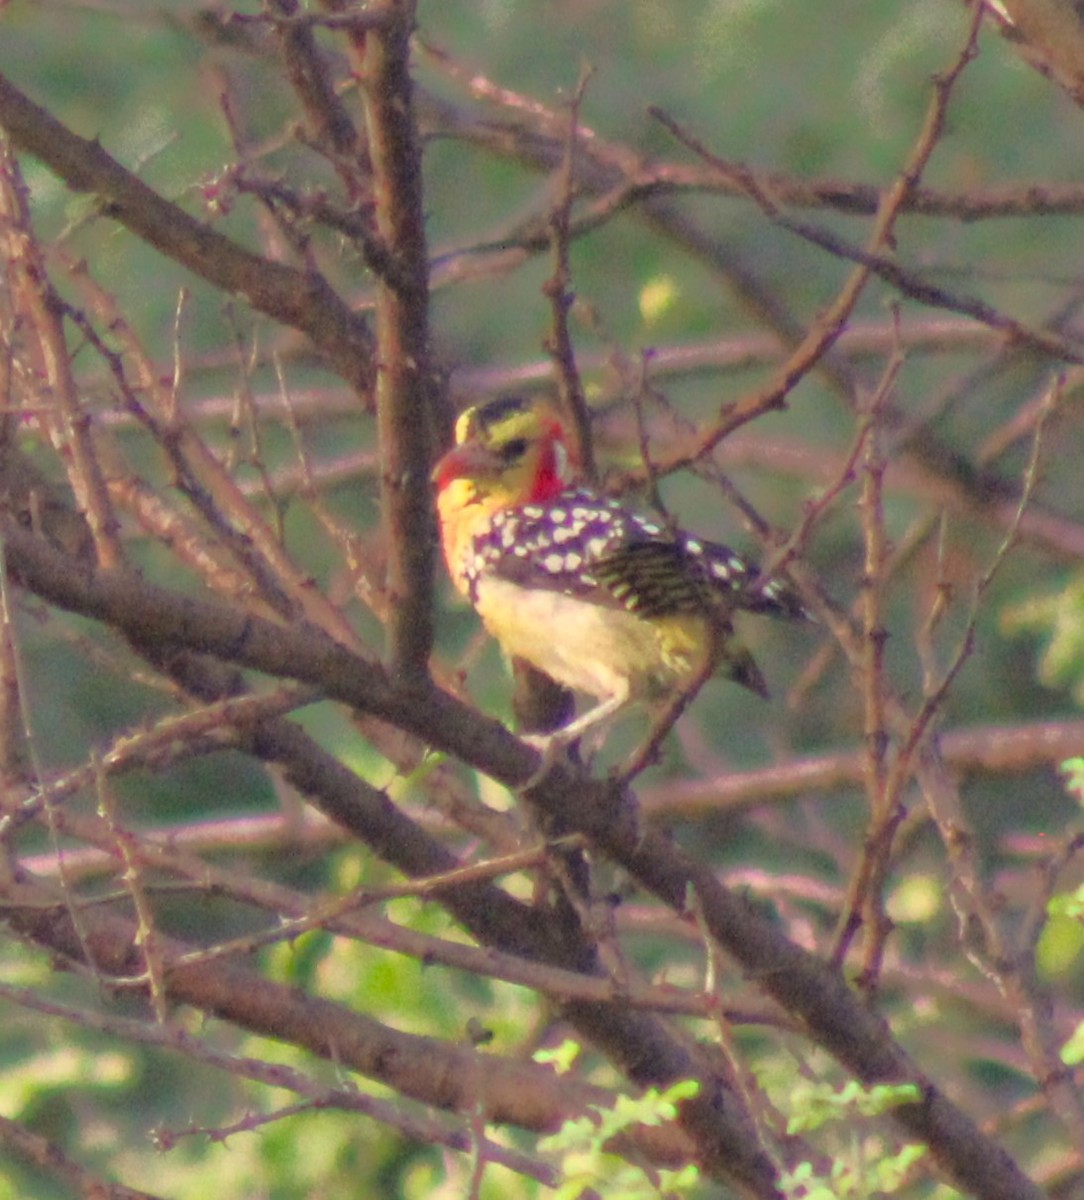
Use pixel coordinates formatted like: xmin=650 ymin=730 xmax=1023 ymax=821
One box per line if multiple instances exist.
xmin=1047 ymin=877 xmax=1084 ymax=926
xmin=758 ymin=1059 xmax=931 ymax=1199
xmin=534 ymin=1039 xmax=582 ymax=1076
xmin=1002 ymin=577 xmax=1084 ymax=704
xmin=1036 ymin=910 xmax=1084 ymax=982
xmin=784 ymin=1079 xmax=922 ymax=1135
xmin=780 ymin=1143 xmax=932 ymax=1200
xmin=1060 ymin=756 xmax=1084 ymax=806
xmin=1037 ymin=758 xmax=1084 ymax=984
xmin=1037 ymin=759 xmax=1084 ymax=984
xmin=1060 ymin=1020 xmax=1084 ymax=1068
xmin=536 ymin=1068 xmax=702 ymax=1200
xmin=885 ymin=873 xmax=943 ymax=925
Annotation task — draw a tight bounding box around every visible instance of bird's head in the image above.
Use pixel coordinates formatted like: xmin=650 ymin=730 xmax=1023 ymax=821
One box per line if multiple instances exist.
xmin=431 ymin=395 xmax=580 ymax=512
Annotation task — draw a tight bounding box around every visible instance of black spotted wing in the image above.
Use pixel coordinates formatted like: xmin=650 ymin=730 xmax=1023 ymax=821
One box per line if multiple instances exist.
xmin=464 ymin=487 xmax=803 ymax=620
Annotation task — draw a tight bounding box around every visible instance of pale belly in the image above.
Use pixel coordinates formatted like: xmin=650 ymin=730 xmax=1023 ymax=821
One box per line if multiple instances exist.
xmin=473 ymin=577 xmax=710 ymax=702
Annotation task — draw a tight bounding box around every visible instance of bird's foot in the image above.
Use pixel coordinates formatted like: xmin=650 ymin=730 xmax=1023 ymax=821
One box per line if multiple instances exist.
xmin=517 ymin=728 xmax=587 ymax=791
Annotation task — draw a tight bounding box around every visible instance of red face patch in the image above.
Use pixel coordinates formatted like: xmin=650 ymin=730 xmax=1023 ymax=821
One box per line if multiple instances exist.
xmin=527 ymin=418 xmax=579 ymax=501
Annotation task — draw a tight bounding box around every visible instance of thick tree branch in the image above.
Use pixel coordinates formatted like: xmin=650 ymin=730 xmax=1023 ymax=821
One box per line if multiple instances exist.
xmin=0 ymin=871 xmax=649 ymax=1144
xmin=0 ymin=520 xmax=1045 ymax=1198
xmin=0 ymin=526 xmax=783 ymax=1196
xmin=357 ymin=1 xmax=438 ymax=678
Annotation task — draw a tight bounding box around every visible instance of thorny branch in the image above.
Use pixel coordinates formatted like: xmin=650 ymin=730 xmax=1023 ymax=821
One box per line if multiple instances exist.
xmin=357 ymin=0 xmax=439 ymax=679
xmin=0 ymin=4 xmax=1080 ymax=1198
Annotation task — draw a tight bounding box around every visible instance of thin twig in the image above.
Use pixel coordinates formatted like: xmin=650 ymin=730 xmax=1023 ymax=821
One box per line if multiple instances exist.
xmin=543 ymin=64 xmax=596 ymax=479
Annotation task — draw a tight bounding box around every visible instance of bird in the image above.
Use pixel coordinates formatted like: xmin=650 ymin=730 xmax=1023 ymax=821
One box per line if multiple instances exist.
xmin=432 ymin=395 xmax=807 ymax=746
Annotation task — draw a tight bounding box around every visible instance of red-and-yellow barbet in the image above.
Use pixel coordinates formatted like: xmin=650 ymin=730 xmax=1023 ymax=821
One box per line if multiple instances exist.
xmin=432 ymin=396 xmax=807 ymax=744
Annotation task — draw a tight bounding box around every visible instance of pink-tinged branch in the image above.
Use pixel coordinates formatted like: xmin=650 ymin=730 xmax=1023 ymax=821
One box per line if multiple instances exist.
xmin=356 ymin=3 xmax=438 ymax=679
xmin=0 ymin=72 xmax=375 ymax=394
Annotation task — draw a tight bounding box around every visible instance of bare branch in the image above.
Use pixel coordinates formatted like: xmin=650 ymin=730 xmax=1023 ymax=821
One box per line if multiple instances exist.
xmin=0 ymin=73 xmax=376 ymax=393
xmin=357 ymin=0 xmax=438 ymax=678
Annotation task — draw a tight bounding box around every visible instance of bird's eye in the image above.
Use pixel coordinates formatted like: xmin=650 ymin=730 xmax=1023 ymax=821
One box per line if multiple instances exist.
xmin=499 ymin=437 xmax=528 ymax=460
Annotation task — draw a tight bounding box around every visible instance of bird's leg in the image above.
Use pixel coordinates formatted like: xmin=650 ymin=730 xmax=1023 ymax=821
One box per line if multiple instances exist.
xmin=518 ymin=688 xmax=631 ymax=789
xmin=515 ymin=733 xmax=576 ymax=791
